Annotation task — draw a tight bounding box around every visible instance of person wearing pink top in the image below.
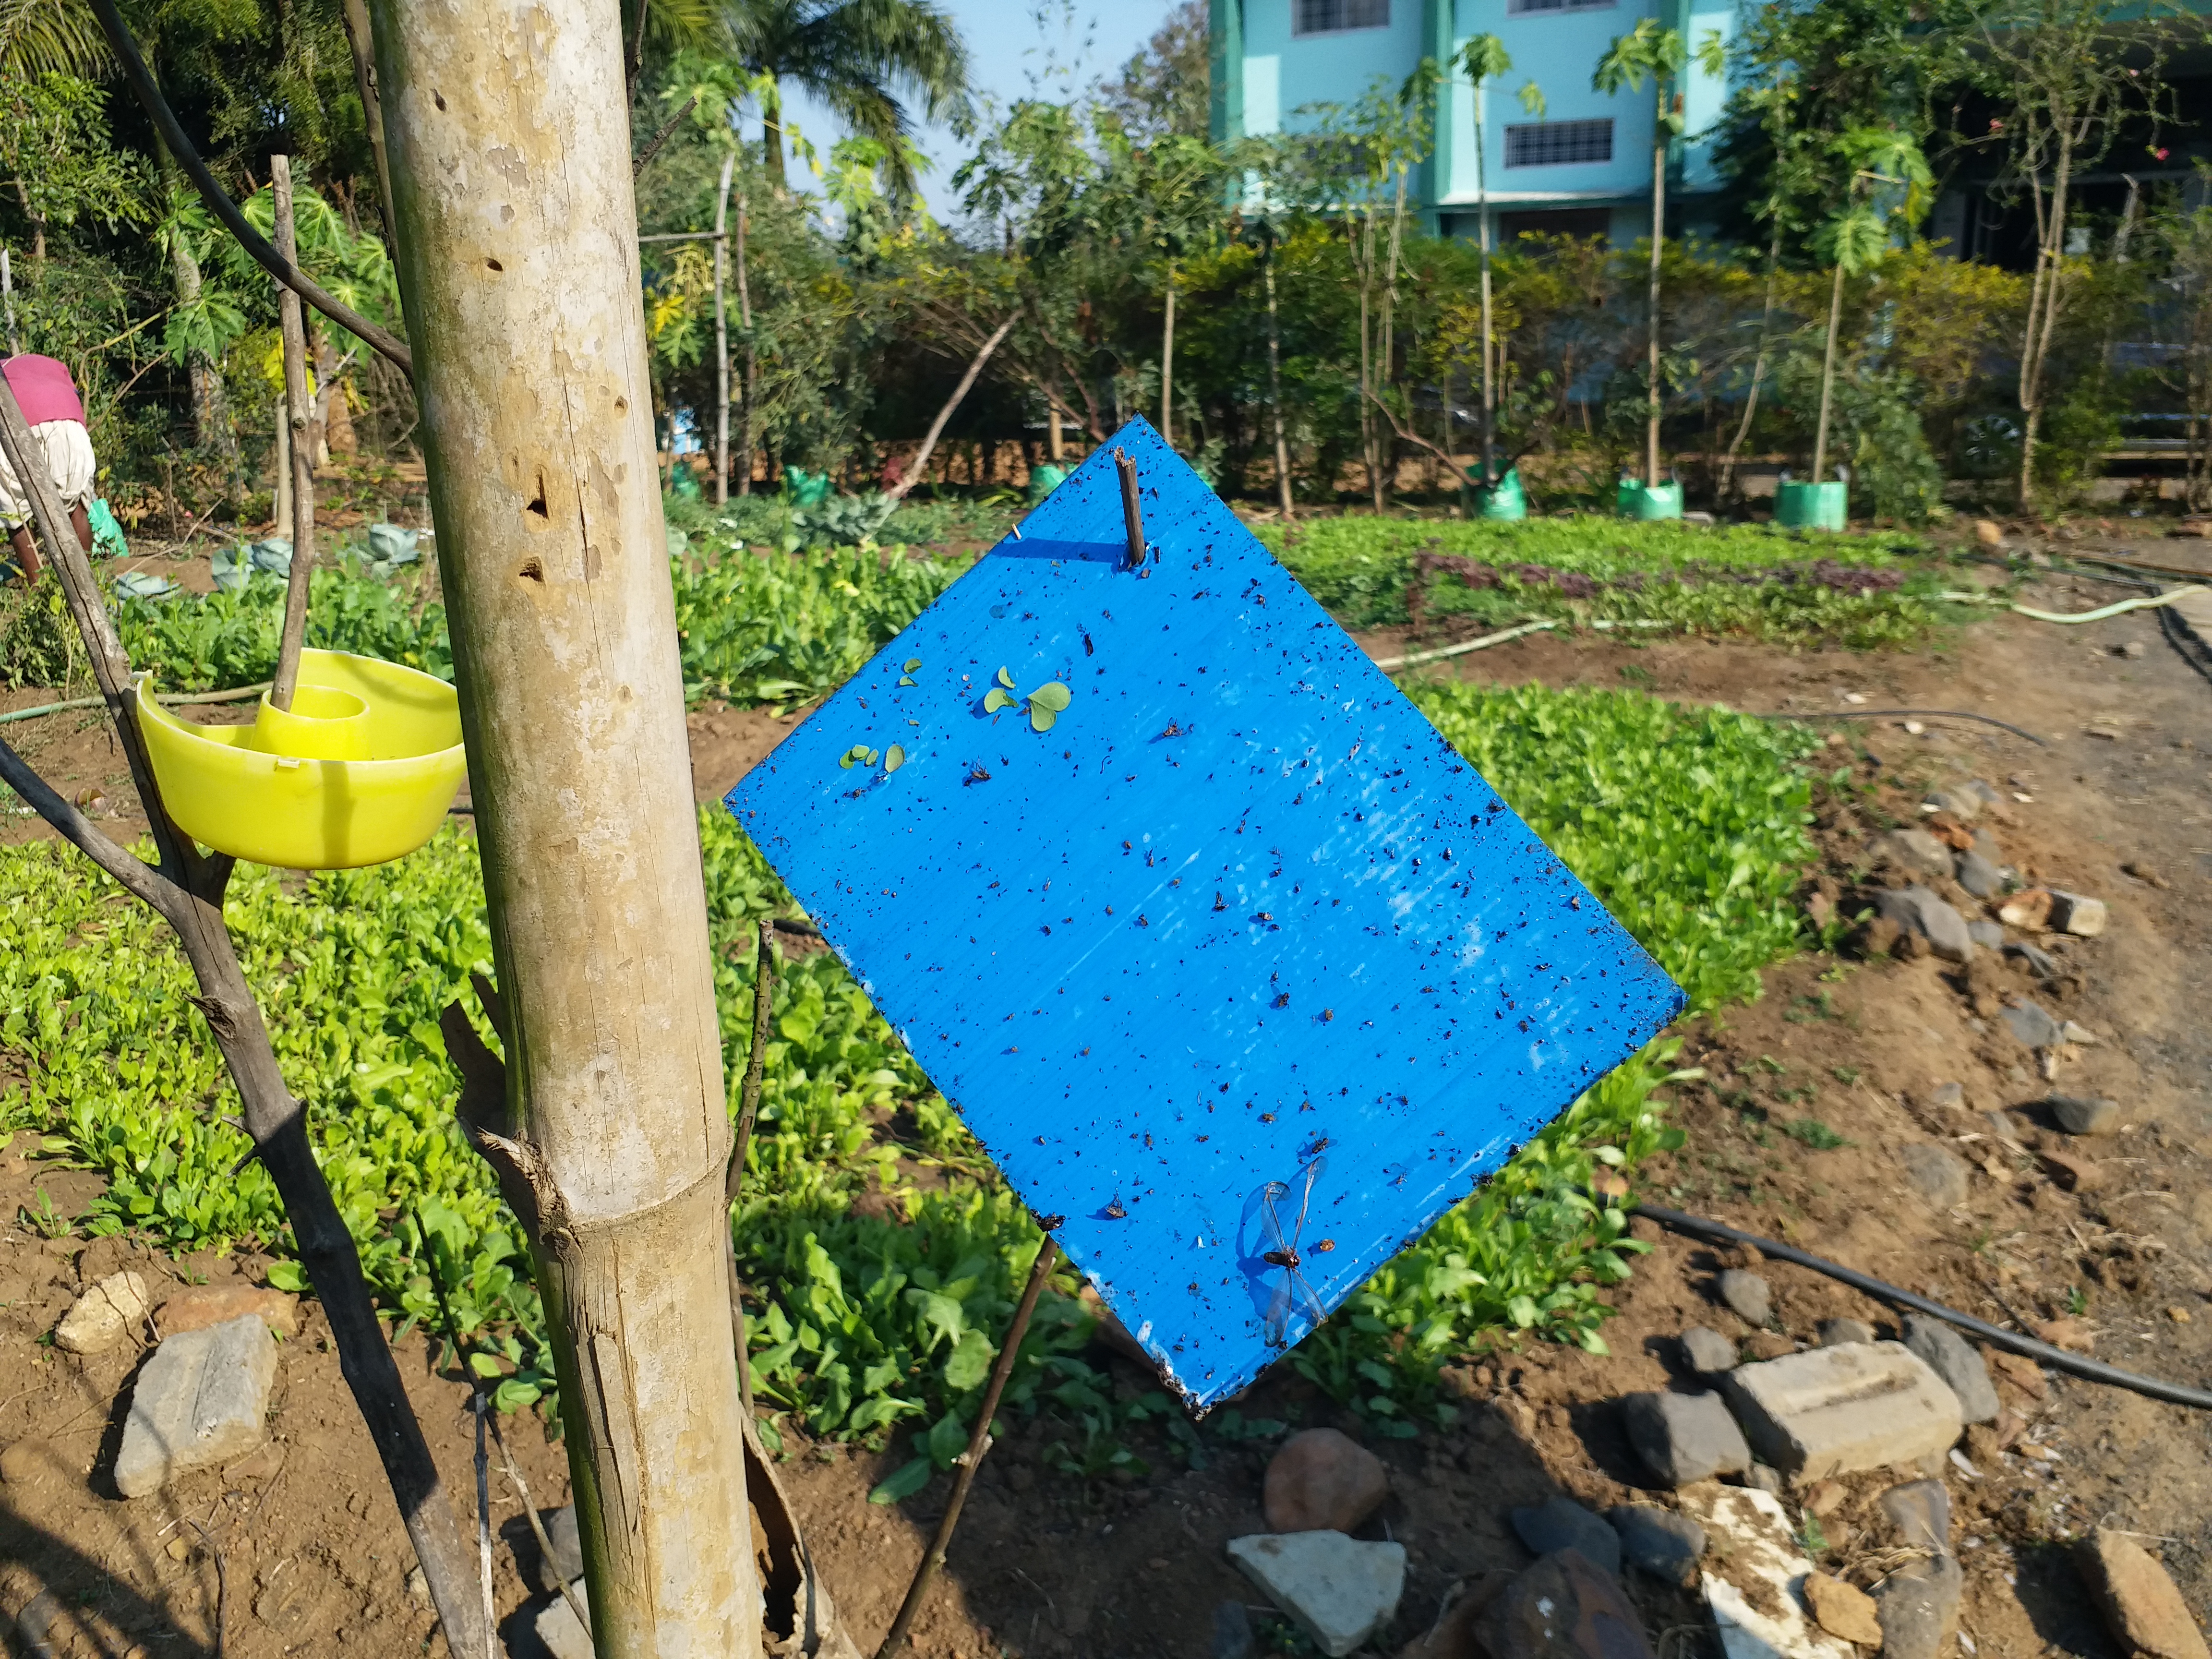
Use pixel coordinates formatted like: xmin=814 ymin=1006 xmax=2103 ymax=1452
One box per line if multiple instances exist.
xmin=1 ymin=354 xmax=96 ymax=582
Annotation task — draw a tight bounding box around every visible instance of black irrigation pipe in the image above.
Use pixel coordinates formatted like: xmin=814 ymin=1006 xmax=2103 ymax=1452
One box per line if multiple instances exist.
xmin=1634 ymin=1202 xmax=2212 ymax=1412
xmin=1748 ymin=708 xmax=2050 ymax=746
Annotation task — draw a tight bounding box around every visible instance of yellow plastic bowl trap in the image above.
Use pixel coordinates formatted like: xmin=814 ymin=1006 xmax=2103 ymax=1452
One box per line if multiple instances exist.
xmin=137 ymin=648 xmax=468 ymax=869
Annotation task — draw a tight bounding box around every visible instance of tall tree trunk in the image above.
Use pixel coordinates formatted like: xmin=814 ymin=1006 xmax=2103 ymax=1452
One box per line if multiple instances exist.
xmin=316 ymin=334 xmax=359 ymax=455
xmin=14 ymin=181 xmax=45 ymax=263
xmin=1811 ymin=257 xmax=1845 ymax=484
xmin=370 ymin=0 xmax=762 ymax=1650
xmin=339 ymin=0 xmax=401 ymax=253
xmin=2017 ymin=131 xmax=2075 ymax=514
xmin=156 ymin=153 xmax=243 ymax=476
xmin=1158 ymin=266 xmax=1176 ymax=448
xmin=1719 ymin=224 xmax=1781 ymax=504
xmin=1048 ymin=405 xmax=1063 ymax=462
xmin=1263 ymin=236 xmax=1293 ymax=519
xmin=1646 ymin=96 xmax=1666 ymax=490
xmin=1476 ymin=85 xmax=1495 ymax=489
xmin=713 ymin=152 xmax=733 ymax=505
xmin=734 ymin=186 xmax=754 ymax=496
xmin=759 ymin=87 xmax=788 ymax=196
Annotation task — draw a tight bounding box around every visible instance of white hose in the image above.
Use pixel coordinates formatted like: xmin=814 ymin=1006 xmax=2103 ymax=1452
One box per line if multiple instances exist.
xmin=1937 ymin=585 xmax=2209 ymax=624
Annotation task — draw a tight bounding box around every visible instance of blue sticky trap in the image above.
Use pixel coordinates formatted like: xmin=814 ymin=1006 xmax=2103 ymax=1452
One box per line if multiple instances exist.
xmin=727 ymin=420 xmax=1683 ymax=1410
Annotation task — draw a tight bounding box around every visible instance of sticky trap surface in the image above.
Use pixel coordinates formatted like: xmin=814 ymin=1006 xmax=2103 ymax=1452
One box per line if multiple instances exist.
xmin=727 ymin=419 xmax=1683 ymax=1409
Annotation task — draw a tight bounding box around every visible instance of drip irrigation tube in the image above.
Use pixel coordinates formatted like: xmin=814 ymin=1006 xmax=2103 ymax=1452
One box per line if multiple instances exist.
xmin=1748 ymin=708 xmax=2049 ymax=745
xmin=1634 ymin=1202 xmax=2212 ymax=1412
xmin=0 ymin=681 xmax=272 ymax=726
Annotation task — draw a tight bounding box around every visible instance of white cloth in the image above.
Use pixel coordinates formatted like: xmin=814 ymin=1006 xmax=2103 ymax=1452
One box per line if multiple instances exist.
xmin=0 ymin=418 xmax=96 ymax=529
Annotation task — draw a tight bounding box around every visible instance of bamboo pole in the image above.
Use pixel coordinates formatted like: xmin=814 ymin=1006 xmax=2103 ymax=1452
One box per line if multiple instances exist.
xmin=734 ymin=187 xmax=754 ymax=496
xmin=269 ymin=155 xmax=317 ymax=711
xmin=367 ymin=0 xmax=761 ymax=1645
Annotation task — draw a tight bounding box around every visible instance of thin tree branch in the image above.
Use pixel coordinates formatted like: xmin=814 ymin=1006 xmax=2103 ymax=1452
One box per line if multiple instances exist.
xmin=882 ymin=313 xmax=1017 ymax=505
xmin=83 ymin=0 xmax=415 ymax=377
xmin=0 ymin=736 xmax=178 ymax=919
xmin=634 ymin=95 xmax=697 ymax=178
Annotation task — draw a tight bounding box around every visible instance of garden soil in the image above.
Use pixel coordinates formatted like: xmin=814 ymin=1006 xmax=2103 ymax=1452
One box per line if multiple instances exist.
xmin=4 ymin=536 xmax=2212 ymax=1657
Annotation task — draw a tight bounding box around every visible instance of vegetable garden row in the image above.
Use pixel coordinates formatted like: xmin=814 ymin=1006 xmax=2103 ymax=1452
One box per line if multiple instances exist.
xmin=2 ymin=509 xmax=1933 ymax=1483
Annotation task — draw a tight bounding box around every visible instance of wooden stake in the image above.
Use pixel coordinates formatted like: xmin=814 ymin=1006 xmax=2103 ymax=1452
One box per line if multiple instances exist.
xmin=726 ymin=918 xmax=773 ymax=1420
xmin=875 ymin=1238 xmax=1062 ymax=1659
xmin=269 ymin=155 xmax=317 ymax=712
xmin=369 ymin=0 xmax=761 ymax=1643
xmin=1116 ymin=447 xmax=1145 ymax=568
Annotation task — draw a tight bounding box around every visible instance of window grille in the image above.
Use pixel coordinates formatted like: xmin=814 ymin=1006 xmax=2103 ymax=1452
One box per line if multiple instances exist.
xmin=1293 ymin=0 xmax=1389 ymax=36
xmin=1503 ymin=119 xmax=1614 ymax=168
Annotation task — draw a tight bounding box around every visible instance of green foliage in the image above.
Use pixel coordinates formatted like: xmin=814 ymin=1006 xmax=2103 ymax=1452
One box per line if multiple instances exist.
xmin=1408 ymin=683 xmax=1822 ymax=1011
xmin=116 ymin=560 xmax=454 ymax=691
xmin=6 ymin=675 xmax=1825 ymax=1454
xmin=1260 ymin=516 xmax=1951 ymax=646
xmin=674 ymin=542 xmax=967 ymax=707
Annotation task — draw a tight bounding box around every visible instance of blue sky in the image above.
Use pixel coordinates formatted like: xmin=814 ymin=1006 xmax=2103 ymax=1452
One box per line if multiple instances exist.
xmin=776 ymin=0 xmax=1182 ymax=227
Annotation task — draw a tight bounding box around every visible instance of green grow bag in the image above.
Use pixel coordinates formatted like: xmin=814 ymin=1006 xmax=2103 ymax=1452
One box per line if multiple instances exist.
xmin=1775 ymin=480 xmax=1847 ymax=531
xmin=1027 ymin=463 xmax=1068 ymax=505
xmin=783 ymin=467 xmax=832 ymax=507
xmin=1618 ymin=479 xmax=1683 ymax=521
xmin=1473 ymin=468 xmax=1527 ymax=521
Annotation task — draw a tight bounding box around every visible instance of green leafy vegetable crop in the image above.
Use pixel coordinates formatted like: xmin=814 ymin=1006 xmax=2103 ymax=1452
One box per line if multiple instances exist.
xmin=3 ymin=681 xmax=1821 ymax=1458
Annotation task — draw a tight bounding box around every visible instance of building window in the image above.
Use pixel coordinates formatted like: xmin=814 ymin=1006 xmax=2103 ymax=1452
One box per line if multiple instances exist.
xmin=1503 ymin=119 xmax=1614 ymax=168
xmin=1506 ymin=0 xmax=1615 ymax=13
xmin=1293 ymin=0 xmax=1389 ymax=36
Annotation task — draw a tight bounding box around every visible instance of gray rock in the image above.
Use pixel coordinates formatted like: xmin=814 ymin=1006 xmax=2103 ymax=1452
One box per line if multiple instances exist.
xmin=1971 ymin=826 xmax=2005 ymax=860
xmin=1901 ymin=1317 xmax=2000 ymax=1425
xmin=1622 ymin=1390 xmax=1752 ymax=1487
xmin=1719 ymin=1269 xmax=1772 ymax=1327
xmin=1817 ymin=1318 xmax=1875 ymax=1348
xmin=1874 ymin=830 xmax=1956 ymax=880
xmin=1681 ymin=1326 xmax=1739 ymax=1374
xmin=1967 ymin=780 xmax=2002 ymax=805
xmin=1744 ymin=1465 xmax=1785 ymax=1496
xmin=1609 ymin=1505 xmax=1707 ymax=1587
xmin=1873 ymin=1552 xmax=1964 ymax=1659
xmin=2002 ymin=999 xmax=2062 ymax=1047
xmin=1968 ymin=919 xmax=2004 ymax=949
xmin=1721 ymin=1343 xmax=1964 ymax=1480
xmin=1213 ymin=1599 xmax=1256 ymax=1659
xmin=1899 ymin=1142 xmax=1971 ymax=1209
xmin=1929 ymin=1082 xmax=1967 ymax=1112
xmin=1228 ymin=1531 xmax=1407 ymax=1658
xmin=16 ymin=1590 xmax=62 ymax=1659
xmin=528 ymin=1504 xmax=583 ymax=1593
xmin=114 ymin=1314 xmax=277 ymax=1497
xmin=53 ymin=1270 xmax=152 ymax=1357
xmin=2050 ymin=891 xmax=2108 ymax=937
xmin=1512 ymin=1495 xmax=1621 ymax=1576
xmin=1924 ymin=787 xmax=1982 ymax=820
xmin=1876 ymin=885 xmax=1974 ymax=962
xmin=533 ymin=1580 xmax=593 ymax=1659
xmin=1955 ymin=851 xmax=2004 ymax=899
xmin=2049 ymin=1094 xmax=2122 ymax=1137
xmin=1878 ymin=1479 xmax=1952 ymax=1554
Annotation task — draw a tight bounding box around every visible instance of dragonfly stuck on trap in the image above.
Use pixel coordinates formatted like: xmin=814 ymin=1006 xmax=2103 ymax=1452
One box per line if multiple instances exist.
xmin=728 ymin=418 xmax=1683 ymax=1411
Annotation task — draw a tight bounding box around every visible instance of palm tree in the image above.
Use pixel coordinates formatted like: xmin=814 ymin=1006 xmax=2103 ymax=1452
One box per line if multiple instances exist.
xmin=0 ymin=0 xmax=104 ymax=78
xmin=1594 ymin=18 xmax=1687 ymax=493
xmin=720 ymin=0 xmax=969 ymax=197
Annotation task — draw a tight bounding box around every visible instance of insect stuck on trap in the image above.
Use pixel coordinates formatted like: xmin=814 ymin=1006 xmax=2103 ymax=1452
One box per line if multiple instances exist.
xmin=1259 ymin=1154 xmax=1327 ymax=1348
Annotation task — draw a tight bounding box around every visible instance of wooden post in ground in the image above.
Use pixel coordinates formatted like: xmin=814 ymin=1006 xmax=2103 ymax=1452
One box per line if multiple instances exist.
xmin=712 ymin=152 xmax=733 ymax=506
xmin=269 ymin=154 xmax=317 ymax=710
xmin=367 ymin=0 xmax=760 ymax=1649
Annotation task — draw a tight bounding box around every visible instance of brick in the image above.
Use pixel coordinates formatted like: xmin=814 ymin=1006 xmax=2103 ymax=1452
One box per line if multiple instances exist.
xmin=1719 ymin=1342 xmax=1963 ymax=1481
